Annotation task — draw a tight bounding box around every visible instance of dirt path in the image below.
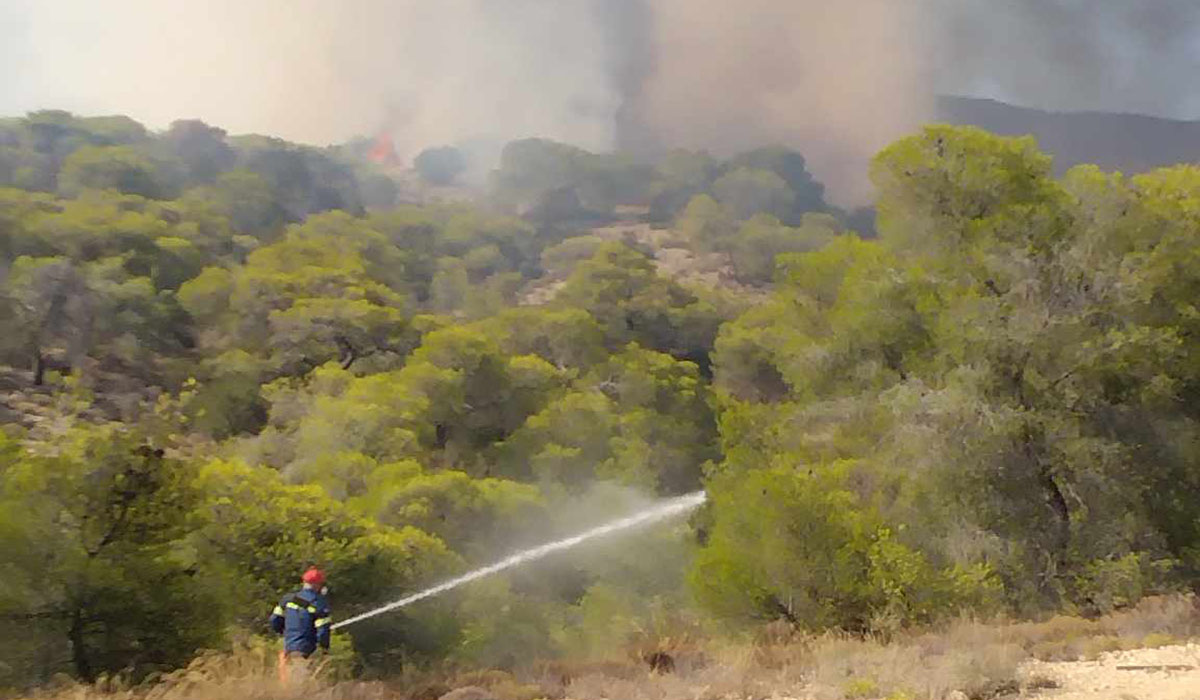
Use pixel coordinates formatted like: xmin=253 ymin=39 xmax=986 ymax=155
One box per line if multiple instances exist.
xmin=1023 ymin=643 xmax=1200 ymax=699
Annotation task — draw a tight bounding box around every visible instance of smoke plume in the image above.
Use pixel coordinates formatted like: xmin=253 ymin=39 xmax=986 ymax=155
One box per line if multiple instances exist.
xmin=623 ymin=0 xmax=933 ymax=202
xmin=936 ymin=0 xmax=1200 ymax=120
xmin=4 ymin=0 xmax=1200 ymax=203
xmin=3 ymin=0 xmax=624 ymax=154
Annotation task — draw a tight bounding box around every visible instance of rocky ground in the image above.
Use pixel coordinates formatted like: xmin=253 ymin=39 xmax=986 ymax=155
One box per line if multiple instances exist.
xmin=1022 ymin=643 xmax=1200 ymax=700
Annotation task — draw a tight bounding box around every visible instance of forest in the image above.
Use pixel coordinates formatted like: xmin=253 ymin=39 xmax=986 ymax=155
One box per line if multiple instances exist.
xmin=1 ymin=109 xmax=1199 ymax=692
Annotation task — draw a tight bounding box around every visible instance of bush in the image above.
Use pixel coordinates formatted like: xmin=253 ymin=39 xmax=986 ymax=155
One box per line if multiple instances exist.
xmin=415 ymin=147 xmax=468 ymax=186
xmin=692 ymin=463 xmax=998 ymax=632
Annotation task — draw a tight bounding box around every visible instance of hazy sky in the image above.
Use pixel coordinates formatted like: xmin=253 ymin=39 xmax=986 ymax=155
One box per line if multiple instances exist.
xmin=4 ymin=0 xmax=1199 ymax=202
xmin=938 ymin=0 xmax=1200 ymax=120
xmin=1 ymin=0 xmax=620 ymax=148
xmin=6 ymin=1 xmax=1199 ymax=138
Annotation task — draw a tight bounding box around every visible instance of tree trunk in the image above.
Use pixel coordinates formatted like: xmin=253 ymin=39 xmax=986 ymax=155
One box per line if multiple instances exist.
xmin=335 ymin=336 xmax=357 ymax=370
xmin=33 ymin=348 xmax=45 ymax=386
xmin=69 ymin=608 xmax=93 ymax=682
xmin=768 ymin=594 xmax=801 ymax=627
xmin=1040 ymin=467 xmax=1071 ymax=572
xmin=1022 ymin=424 xmax=1071 ymax=572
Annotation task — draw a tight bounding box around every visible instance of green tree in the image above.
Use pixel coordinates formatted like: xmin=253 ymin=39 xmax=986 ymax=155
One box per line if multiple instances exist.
xmin=415 ymin=146 xmax=468 ymax=186
xmin=648 ymin=150 xmax=719 ymax=223
xmin=58 ymin=145 xmax=167 ymax=199
xmin=349 ymin=464 xmax=545 ymax=557
xmin=492 ymin=138 xmax=593 ymax=214
xmin=556 ymin=243 xmax=723 ymax=367
xmin=427 ymin=258 xmax=468 ymax=315
xmin=491 ymin=138 xmax=652 ymax=220
xmin=725 ymin=213 xmax=839 ymax=285
xmin=181 ymin=212 xmax=412 ymax=376
xmin=231 ymin=136 xmax=363 ymax=220
xmin=162 ymin=119 xmax=235 ymax=184
xmin=703 ymin=126 xmax=1200 ymax=623
xmin=406 ymin=325 xmax=563 ymax=464
xmin=677 ymin=194 xmax=736 ymax=252
xmin=539 ymin=234 xmax=605 ymax=279
xmin=724 ymin=146 xmax=827 ymax=223
xmin=254 ymin=325 xmax=563 ymax=478
xmin=711 ymin=167 xmax=795 ymax=222
xmin=481 ymin=307 xmax=608 ymax=370
xmin=193 ymin=457 xmax=450 ymax=624
xmin=5 ymin=257 xmax=91 ymax=384
xmin=693 ymin=462 xmax=992 ymax=630
xmin=183 ymin=170 xmax=286 ymax=240
xmin=0 ymin=423 xmax=218 ymax=683
xmin=498 ymin=344 xmax=714 ymax=494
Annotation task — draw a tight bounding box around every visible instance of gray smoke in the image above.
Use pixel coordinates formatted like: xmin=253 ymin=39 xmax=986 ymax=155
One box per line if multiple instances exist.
xmin=2 ymin=0 xmax=623 ymax=154
xmin=3 ymin=0 xmax=1200 ymax=202
xmin=621 ymin=0 xmax=935 ymax=203
xmin=936 ymin=0 xmax=1200 ymax=119
xmin=592 ymin=0 xmax=659 ymax=154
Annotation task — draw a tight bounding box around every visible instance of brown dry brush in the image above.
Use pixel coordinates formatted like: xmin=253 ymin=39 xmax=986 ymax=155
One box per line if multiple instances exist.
xmin=14 ymin=596 xmax=1199 ymax=700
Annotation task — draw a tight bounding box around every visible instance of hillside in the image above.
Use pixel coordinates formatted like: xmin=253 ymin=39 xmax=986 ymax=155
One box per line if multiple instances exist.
xmin=4 ymin=111 xmax=1200 ymax=696
xmin=937 ymin=95 xmax=1200 ymax=174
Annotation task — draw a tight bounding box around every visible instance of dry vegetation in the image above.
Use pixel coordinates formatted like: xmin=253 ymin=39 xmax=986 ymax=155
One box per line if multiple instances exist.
xmin=519 ymin=220 xmax=770 ymax=308
xmin=16 ymin=596 xmax=1197 ymax=700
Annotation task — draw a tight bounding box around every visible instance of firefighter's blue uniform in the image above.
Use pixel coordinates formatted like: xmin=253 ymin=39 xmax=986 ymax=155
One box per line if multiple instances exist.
xmin=270 ymin=587 xmax=331 ymax=657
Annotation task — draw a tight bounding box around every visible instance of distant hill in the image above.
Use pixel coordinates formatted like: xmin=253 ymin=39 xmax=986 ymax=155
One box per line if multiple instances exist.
xmin=936 ymin=95 xmax=1200 ymax=174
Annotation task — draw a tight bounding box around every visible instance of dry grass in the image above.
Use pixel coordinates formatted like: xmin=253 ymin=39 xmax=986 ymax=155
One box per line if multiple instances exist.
xmin=532 ymin=596 xmax=1199 ymax=700
xmin=971 ymin=594 xmax=1200 ymax=663
xmin=10 ymin=647 xmax=388 ymax=700
xmin=14 ymin=596 xmax=1198 ymax=700
xmin=501 ymin=627 xmax=1025 ymax=700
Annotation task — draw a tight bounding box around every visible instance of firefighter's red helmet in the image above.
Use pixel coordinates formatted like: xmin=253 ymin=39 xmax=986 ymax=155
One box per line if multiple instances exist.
xmin=302 ymin=567 xmax=326 ymax=586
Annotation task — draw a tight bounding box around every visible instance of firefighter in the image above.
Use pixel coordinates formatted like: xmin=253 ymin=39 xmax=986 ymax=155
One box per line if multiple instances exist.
xmin=270 ymin=567 xmax=332 ymax=679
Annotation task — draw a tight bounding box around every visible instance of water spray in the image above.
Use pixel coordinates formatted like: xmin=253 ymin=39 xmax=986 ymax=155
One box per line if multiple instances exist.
xmin=331 ymin=490 xmax=707 ymax=630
